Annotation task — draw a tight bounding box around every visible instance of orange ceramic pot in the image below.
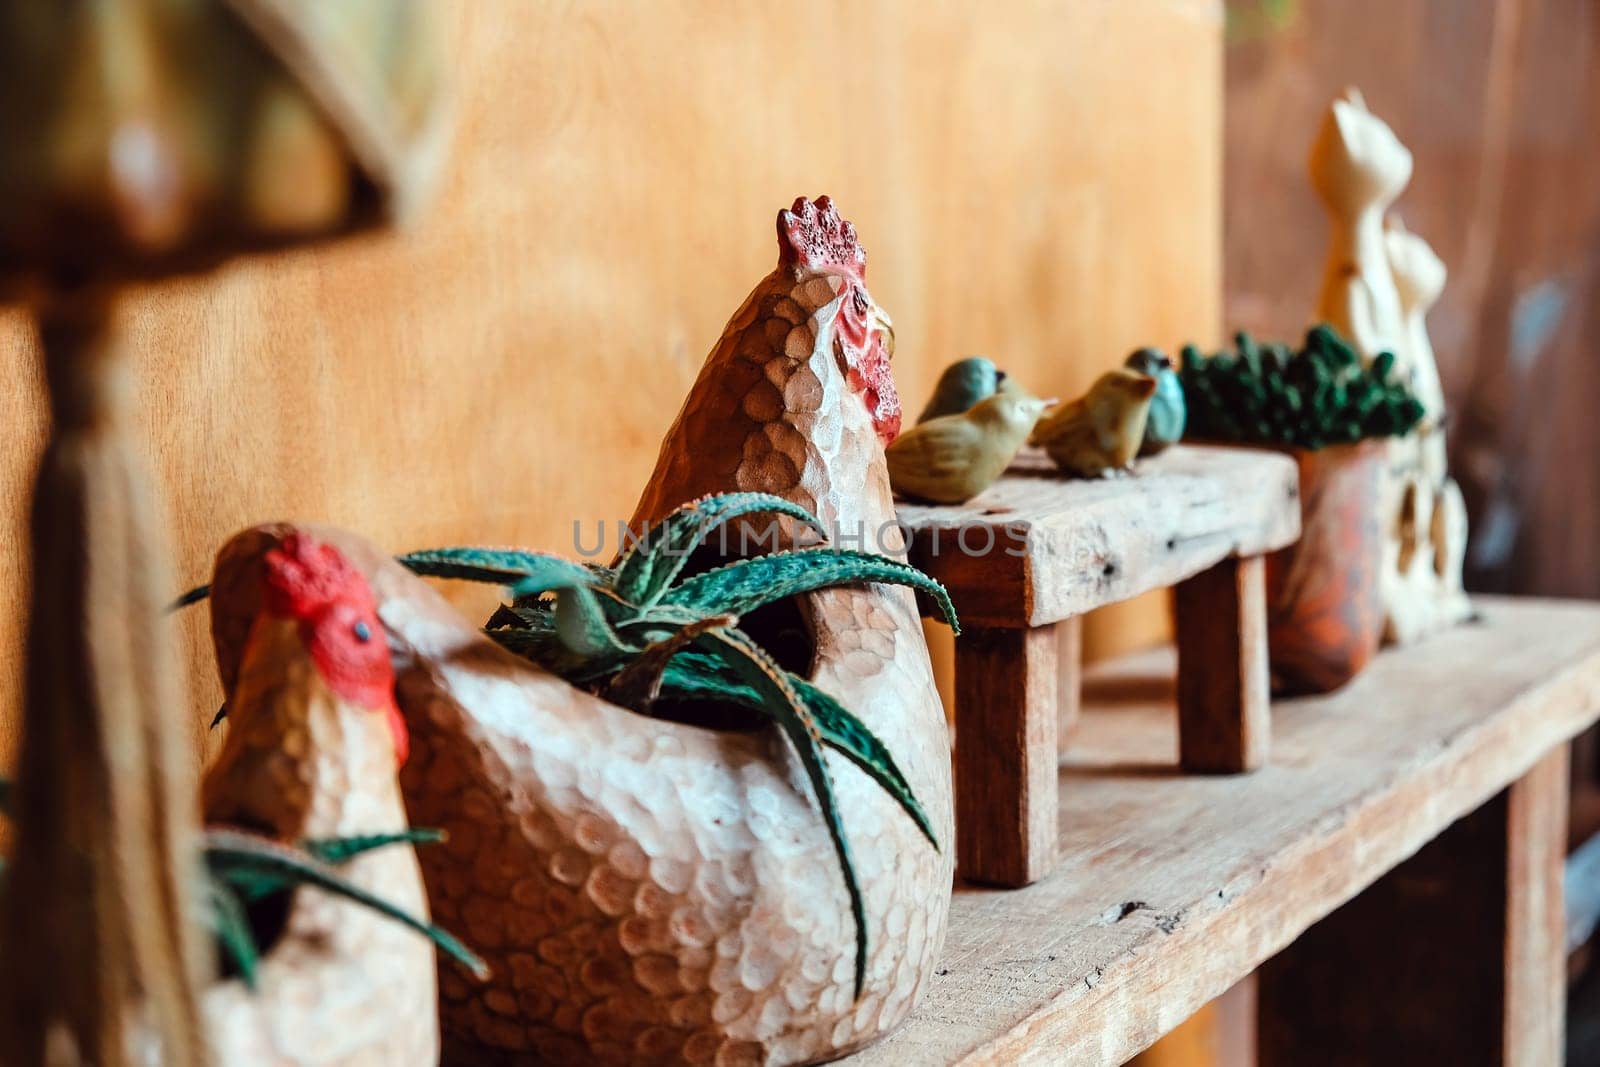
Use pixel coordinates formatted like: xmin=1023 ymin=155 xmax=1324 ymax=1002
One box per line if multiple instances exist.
xmin=1265 ymin=442 xmax=1386 ymax=695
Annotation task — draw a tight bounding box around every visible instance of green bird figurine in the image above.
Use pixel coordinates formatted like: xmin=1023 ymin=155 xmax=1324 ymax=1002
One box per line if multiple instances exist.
xmin=917 ymin=356 xmax=1002 ymax=424
xmin=889 ymin=384 xmax=1052 ymax=504
xmin=1030 ymin=368 xmax=1158 ymax=478
xmin=1124 ymin=347 xmax=1186 ymax=456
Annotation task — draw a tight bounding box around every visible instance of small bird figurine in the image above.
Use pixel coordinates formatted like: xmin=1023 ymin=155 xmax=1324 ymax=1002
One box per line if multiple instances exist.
xmin=917 ymin=356 xmax=1002 ymax=423
xmin=889 ymin=385 xmax=1052 ymax=504
xmin=1124 ymin=347 xmax=1186 ymax=456
xmin=1030 ymin=368 xmax=1158 ymax=477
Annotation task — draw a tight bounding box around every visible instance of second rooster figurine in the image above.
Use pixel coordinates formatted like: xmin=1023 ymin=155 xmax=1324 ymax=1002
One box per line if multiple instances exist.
xmin=1030 ymin=368 xmax=1158 ymax=478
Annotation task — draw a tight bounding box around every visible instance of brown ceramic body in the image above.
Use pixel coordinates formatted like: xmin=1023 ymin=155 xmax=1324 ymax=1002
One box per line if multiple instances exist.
xmin=1265 ymin=442 xmax=1386 ymax=695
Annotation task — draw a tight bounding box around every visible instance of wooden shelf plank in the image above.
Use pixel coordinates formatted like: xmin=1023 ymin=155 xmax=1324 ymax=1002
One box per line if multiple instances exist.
xmin=848 ymin=597 xmax=1600 ymax=1066
xmin=894 ymin=444 xmax=1301 ymax=628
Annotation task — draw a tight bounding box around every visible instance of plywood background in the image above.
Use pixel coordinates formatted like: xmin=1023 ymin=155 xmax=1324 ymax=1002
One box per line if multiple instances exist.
xmin=0 ymin=0 xmax=1222 ymax=763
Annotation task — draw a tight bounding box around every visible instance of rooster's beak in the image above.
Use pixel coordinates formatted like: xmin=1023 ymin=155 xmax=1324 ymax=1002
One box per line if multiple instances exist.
xmin=870 ymin=304 xmax=895 ymax=359
xmin=385 ymin=628 xmax=415 ymax=674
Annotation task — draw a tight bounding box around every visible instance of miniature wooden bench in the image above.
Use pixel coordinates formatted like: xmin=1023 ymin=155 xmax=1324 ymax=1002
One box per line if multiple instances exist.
xmin=845 ymin=597 xmax=1600 ymax=1065
xmin=896 ymin=444 xmax=1301 ymax=887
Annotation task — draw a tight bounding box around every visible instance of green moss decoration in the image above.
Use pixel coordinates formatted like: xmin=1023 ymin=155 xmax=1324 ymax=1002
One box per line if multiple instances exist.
xmin=1179 ymin=324 xmax=1424 ymax=450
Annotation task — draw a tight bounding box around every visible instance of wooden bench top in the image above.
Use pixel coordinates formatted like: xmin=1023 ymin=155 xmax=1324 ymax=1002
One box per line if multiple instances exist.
xmin=894 ymin=444 xmax=1302 ymax=628
xmin=846 ymin=597 xmax=1600 ymax=1065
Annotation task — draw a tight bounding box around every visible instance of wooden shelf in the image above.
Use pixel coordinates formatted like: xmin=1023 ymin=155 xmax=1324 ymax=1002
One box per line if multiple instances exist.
xmin=895 ymin=444 xmax=1300 ymax=628
xmin=895 ymin=444 xmax=1304 ymax=885
xmin=848 ymin=597 xmax=1600 ymax=1065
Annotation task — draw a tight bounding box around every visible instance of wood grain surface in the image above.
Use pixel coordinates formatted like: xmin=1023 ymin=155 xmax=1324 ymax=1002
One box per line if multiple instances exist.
xmin=845 ymin=596 xmax=1600 ymax=1065
xmin=897 ymin=444 xmax=1300 ymax=628
xmin=1258 ymin=744 xmax=1568 ymax=1066
xmin=0 ymin=1 xmax=1223 ymax=764
xmin=954 ymin=624 xmax=1061 ymax=887
xmin=1174 ymin=553 xmax=1269 ymax=773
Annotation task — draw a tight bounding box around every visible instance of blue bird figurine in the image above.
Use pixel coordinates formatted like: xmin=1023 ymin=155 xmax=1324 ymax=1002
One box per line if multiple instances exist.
xmin=917 ymin=356 xmax=1002 ymax=424
xmin=1124 ymin=347 xmax=1186 ymax=456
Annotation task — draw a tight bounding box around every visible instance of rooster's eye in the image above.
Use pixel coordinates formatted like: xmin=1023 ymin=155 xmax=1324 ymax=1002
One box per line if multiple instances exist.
xmin=353 ymin=620 xmax=371 ymax=643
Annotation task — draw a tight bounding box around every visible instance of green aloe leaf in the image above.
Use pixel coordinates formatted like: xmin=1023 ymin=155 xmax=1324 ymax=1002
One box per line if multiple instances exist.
xmin=613 ymin=493 xmax=824 ymax=608
xmin=664 ymin=549 xmax=959 ymax=633
xmin=303 ymin=829 xmax=446 ymax=865
xmin=604 ymin=614 xmax=737 ymax=711
xmin=690 ymin=628 xmax=868 ymax=999
xmin=170 ymin=584 xmax=211 ymax=612
xmin=206 ymin=877 xmax=260 ymax=989
xmin=401 ymin=547 xmax=603 ymax=594
xmin=550 ymin=584 xmax=634 ymax=659
xmin=174 ymin=549 xmax=615 ymax=614
xmin=203 ymin=829 xmax=489 ymax=979
xmin=658 ymin=650 xmax=938 ymax=852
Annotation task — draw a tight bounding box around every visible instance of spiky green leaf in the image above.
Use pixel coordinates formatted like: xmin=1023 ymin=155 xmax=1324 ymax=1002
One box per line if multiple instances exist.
xmin=657 ymin=650 xmax=938 ymax=851
xmin=690 ymin=628 xmax=867 ymax=998
xmin=206 ymin=878 xmax=260 ymax=989
xmin=551 ymin=584 xmax=634 ymax=659
xmin=203 ymin=829 xmax=489 ymax=979
xmin=303 ymin=829 xmax=446 ymax=865
xmin=604 ymin=615 xmax=737 ymax=711
xmin=664 ymin=549 xmax=959 ymax=633
xmin=400 ymin=547 xmax=602 ymax=593
xmin=170 ymin=584 xmax=211 ymax=612
xmin=613 ymin=493 xmax=825 ymax=607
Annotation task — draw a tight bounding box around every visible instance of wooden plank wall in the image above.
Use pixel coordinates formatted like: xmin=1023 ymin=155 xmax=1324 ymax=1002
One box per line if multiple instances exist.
xmin=0 ymin=1 xmax=1223 ymax=763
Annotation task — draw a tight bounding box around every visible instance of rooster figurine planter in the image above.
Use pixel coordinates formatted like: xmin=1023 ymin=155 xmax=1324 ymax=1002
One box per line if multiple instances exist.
xmin=200 ymin=534 xmax=453 ymax=1064
xmin=207 ymin=198 xmax=955 ymax=1066
xmin=0 ymin=4 xmax=448 ymax=1064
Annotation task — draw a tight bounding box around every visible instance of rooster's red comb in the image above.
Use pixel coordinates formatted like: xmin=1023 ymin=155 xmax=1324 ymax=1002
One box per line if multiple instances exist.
xmin=263 ymin=534 xmax=370 ymax=621
xmin=777 ymin=196 xmax=866 ymax=280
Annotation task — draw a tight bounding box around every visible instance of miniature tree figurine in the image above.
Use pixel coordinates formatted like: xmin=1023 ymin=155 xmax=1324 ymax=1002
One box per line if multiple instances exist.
xmin=0 ymin=4 xmax=447 ymax=1064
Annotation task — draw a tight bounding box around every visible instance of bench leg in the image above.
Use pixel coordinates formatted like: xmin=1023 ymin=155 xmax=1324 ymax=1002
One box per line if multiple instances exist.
xmin=955 ymin=624 xmax=1062 ymax=887
xmin=1174 ymin=554 xmax=1270 ymax=773
xmin=1258 ymin=745 xmax=1568 ymax=1064
xmin=1057 ymin=614 xmax=1083 ymax=748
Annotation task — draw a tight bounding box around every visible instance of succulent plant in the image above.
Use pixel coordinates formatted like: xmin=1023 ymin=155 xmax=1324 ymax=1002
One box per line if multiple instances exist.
xmin=0 ymin=782 xmax=485 ymax=990
xmin=1179 ymin=324 xmax=1424 ymax=450
xmin=177 ymin=493 xmax=958 ymax=997
xmin=397 ymin=492 xmax=959 ymax=997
